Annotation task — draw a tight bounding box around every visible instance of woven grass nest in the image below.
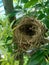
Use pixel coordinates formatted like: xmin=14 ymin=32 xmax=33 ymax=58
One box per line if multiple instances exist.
xmin=13 ymin=16 xmax=48 ymax=53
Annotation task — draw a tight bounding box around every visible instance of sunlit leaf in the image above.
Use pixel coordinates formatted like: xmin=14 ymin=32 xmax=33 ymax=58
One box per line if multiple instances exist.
xmin=24 ymin=0 xmax=38 ymax=8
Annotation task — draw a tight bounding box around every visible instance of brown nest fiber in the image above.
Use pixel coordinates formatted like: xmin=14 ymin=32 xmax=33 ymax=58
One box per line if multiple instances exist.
xmin=13 ymin=16 xmax=48 ymax=52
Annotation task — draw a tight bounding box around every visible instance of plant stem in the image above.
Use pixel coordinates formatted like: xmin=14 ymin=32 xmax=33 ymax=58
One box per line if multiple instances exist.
xmin=19 ymin=52 xmax=24 ymax=65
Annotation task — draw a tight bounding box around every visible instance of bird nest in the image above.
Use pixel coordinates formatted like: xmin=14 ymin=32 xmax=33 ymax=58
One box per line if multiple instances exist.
xmin=13 ymin=16 xmax=48 ymax=53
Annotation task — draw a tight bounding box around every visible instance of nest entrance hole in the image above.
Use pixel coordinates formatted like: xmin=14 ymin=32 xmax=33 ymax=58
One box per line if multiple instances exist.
xmin=19 ymin=23 xmax=36 ymax=36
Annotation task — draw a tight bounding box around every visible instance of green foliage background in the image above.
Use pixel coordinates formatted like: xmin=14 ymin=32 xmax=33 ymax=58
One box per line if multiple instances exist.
xmin=0 ymin=0 xmax=49 ymax=65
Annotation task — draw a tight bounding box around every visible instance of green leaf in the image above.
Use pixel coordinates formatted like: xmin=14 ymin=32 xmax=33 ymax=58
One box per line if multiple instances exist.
xmin=27 ymin=50 xmax=44 ymax=65
xmin=15 ymin=5 xmax=22 ymax=9
xmin=24 ymin=0 xmax=38 ymax=8
xmin=46 ymin=62 xmax=49 ymax=65
xmin=0 ymin=41 xmax=5 ymax=46
xmin=41 ymin=59 xmax=46 ymax=65
xmin=42 ymin=18 xmax=49 ymax=29
xmin=21 ymin=0 xmax=28 ymax=3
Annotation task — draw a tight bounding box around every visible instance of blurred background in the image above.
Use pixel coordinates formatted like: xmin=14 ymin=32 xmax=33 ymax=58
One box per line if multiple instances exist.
xmin=0 ymin=0 xmax=49 ymax=65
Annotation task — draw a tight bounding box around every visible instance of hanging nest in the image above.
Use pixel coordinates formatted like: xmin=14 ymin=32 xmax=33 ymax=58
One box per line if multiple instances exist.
xmin=13 ymin=16 xmax=48 ymax=53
